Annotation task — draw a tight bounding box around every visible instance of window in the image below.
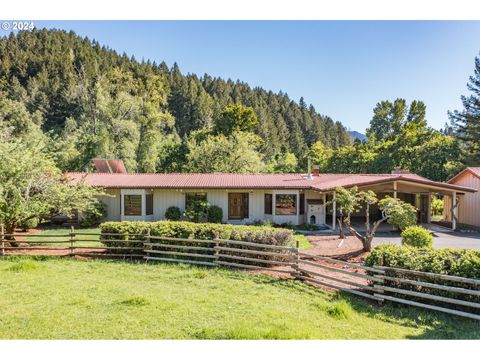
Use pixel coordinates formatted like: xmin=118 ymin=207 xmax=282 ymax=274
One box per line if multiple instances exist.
xmin=275 ymin=194 xmax=297 ymax=215
xmin=299 ymin=193 xmax=305 ymax=215
xmin=185 ymin=192 xmax=207 ymax=209
xmin=124 ymin=195 xmax=142 ymax=216
xmin=264 ymin=194 xmax=272 ymax=215
xmin=146 ymin=194 xmax=153 ymax=215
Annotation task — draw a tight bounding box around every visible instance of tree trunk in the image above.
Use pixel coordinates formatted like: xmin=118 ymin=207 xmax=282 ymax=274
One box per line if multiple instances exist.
xmin=338 ymin=217 xmax=345 ymax=239
xmin=4 ymin=222 xmax=17 ymax=245
xmin=363 ymin=235 xmax=373 ymax=252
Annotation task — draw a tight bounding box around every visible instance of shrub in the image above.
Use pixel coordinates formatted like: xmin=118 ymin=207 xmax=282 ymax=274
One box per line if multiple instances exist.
xmin=365 ymin=244 xmax=480 ymax=278
xmin=20 ymin=217 xmax=39 ymax=231
xmin=184 ymin=200 xmax=209 ymax=223
xmin=100 ymin=221 xmax=294 ymax=246
xmin=79 ymin=202 xmax=106 ymax=228
xmin=99 ymin=221 xmax=295 ymax=265
xmin=207 ymin=205 xmax=223 ymax=223
xmin=365 ymin=244 xmax=480 ymax=306
xmin=369 ymin=243 xmax=480 ymax=277
xmin=165 ymin=206 xmax=182 ymax=221
xmin=401 ymin=226 xmax=433 ymax=248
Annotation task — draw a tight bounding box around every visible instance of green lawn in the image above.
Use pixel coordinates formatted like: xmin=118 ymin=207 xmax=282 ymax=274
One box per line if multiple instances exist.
xmin=0 ymin=256 xmax=478 ymax=339
xmin=295 ymin=234 xmax=313 ymax=250
xmin=27 ymin=227 xmax=102 ymax=247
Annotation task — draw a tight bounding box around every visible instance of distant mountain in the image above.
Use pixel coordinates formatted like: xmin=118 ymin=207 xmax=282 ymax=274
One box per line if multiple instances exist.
xmin=348 ymin=131 xmax=367 ymax=142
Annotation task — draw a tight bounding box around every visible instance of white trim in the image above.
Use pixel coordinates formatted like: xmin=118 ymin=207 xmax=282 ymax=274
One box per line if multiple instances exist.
xmin=332 ymin=192 xmax=336 ymax=230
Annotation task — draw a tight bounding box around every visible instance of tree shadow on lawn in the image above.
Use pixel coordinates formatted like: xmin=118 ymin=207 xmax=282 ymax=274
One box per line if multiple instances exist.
xmin=332 ymin=292 xmax=480 ymax=339
xmin=138 ymin=261 xmax=480 ymax=339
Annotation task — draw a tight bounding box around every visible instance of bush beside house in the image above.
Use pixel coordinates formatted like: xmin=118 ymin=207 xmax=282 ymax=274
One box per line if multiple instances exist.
xmin=165 ymin=206 xmax=182 ymax=221
xmin=207 ymin=206 xmax=223 ymax=223
xmin=401 ymin=226 xmax=433 ymax=248
xmin=100 ymin=221 xmax=293 ymax=244
xmin=99 ymin=221 xmax=295 ymax=265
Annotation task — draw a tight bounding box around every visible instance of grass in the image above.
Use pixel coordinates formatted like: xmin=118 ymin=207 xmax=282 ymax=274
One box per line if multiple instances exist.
xmin=27 ymin=227 xmax=102 ymax=247
xmin=0 ymin=256 xmax=479 ymax=339
xmin=295 ymin=234 xmax=313 ymax=250
xmin=431 ymin=215 xmax=444 ymax=222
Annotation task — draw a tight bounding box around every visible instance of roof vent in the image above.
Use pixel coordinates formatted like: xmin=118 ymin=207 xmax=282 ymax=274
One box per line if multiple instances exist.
xmin=92 ymin=159 xmax=127 ymax=173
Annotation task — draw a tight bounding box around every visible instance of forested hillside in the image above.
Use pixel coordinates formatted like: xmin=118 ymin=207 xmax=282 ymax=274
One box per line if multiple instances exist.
xmin=0 ymin=29 xmax=351 ymax=173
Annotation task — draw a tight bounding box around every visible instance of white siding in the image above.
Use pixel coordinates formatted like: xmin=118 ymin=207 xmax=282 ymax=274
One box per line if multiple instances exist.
xmin=100 ymin=188 xmax=326 ymax=225
xmin=449 ymin=172 xmax=480 ymax=227
xmin=154 ymin=189 xmax=268 ymax=224
xmin=99 ymin=189 xmax=121 ymax=221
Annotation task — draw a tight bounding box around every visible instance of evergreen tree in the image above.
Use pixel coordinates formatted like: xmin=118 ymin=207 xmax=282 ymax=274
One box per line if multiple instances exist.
xmin=449 ymin=54 xmax=480 ymax=165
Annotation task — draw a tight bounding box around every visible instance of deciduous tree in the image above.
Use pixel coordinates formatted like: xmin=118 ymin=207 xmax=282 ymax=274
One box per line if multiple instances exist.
xmin=0 ymin=135 xmax=103 ymax=242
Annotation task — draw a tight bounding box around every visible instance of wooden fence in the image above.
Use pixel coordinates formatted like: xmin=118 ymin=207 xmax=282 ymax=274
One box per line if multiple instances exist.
xmin=1 ymin=227 xmax=479 ymax=321
xmin=0 ymin=226 xmax=144 ymax=258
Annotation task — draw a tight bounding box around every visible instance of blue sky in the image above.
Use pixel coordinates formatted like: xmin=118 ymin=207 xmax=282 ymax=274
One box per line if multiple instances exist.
xmin=17 ymin=21 xmax=480 ymax=132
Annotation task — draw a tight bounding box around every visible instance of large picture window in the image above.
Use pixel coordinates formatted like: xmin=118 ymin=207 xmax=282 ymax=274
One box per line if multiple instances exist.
xmin=146 ymin=194 xmax=153 ymax=215
xmin=124 ymin=195 xmax=142 ymax=216
xmin=275 ymin=194 xmax=297 ymax=215
xmin=185 ymin=192 xmax=207 ymax=208
xmin=264 ymin=194 xmax=273 ymax=215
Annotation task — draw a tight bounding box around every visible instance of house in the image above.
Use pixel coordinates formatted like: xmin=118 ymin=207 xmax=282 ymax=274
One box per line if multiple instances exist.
xmin=65 ymin=163 xmax=475 ymax=229
xmin=444 ymin=167 xmax=480 ymax=229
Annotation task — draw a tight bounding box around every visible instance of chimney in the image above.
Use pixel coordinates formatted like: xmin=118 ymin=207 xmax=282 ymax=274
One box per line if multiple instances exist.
xmin=313 ymin=165 xmax=320 ymax=177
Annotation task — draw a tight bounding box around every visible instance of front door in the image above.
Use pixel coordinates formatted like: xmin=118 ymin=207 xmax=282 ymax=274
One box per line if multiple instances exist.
xmin=228 ymin=193 xmax=244 ymax=219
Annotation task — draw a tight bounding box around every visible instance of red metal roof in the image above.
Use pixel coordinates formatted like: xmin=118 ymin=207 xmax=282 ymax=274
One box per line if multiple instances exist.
xmin=92 ymin=159 xmax=127 ymax=174
xmin=64 ymin=172 xmax=476 ymax=193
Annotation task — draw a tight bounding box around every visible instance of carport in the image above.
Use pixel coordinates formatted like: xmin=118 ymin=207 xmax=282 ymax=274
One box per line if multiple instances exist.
xmin=324 ymin=174 xmax=476 ymax=230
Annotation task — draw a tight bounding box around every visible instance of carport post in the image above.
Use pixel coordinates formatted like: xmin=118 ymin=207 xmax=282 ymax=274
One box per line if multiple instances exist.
xmin=427 ymin=193 xmax=431 ymax=223
xmin=332 ymin=192 xmax=336 ymax=230
xmin=452 ymin=191 xmax=457 ymax=230
xmin=393 ymin=181 xmax=397 ymax=198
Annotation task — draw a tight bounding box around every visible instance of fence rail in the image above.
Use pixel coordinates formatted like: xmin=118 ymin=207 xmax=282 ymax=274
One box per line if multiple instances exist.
xmin=0 ymin=227 xmax=479 ymax=321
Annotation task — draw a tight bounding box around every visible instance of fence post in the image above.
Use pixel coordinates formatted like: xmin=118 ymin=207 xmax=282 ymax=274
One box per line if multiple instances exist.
xmin=292 ymin=239 xmax=300 ymax=278
xmin=1 ymin=224 xmax=4 ymax=257
xmin=372 ymin=266 xmax=385 ymax=305
xmin=70 ymin=225 xmax=75 ymax=257
xmin=144 ymin=228 xmax=151 ymax=260
xmin=214 ymin=236 xmax=220 ymax=267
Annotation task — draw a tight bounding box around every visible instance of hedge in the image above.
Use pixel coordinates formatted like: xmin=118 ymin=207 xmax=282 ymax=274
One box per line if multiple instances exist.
xmin=365 ymin=244 xmax=480 ymax=278
xmin=99 ymin=221 xmax=295 ymax=266
xmin=365 ymin=244 xmax=480 ymax=311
